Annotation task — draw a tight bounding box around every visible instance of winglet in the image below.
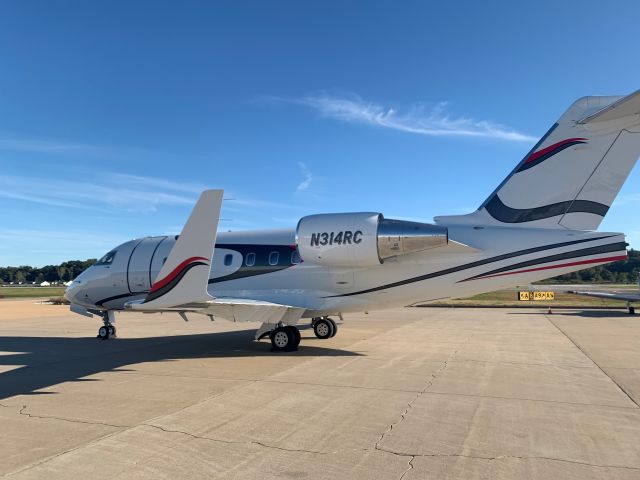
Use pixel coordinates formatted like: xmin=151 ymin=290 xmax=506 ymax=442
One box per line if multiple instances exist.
xmin=130 ymin=189 xmax=223 ymax=310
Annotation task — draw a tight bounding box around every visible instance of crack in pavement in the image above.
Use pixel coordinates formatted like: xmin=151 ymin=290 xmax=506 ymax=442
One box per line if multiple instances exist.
xmin=140 ymin=421 xmax=640 ymax=474
xmin=18 ymin=405 xmax=128 ymax=429
xmin=373 ymin=341 xmax=465 ymax=456
xmin=399 ymin=455 xmax=415 ymax=480
xmin=546 ymin=315 xmax=640 ymax=409
xmin=140 ymin=423 xmax=331 ymax=456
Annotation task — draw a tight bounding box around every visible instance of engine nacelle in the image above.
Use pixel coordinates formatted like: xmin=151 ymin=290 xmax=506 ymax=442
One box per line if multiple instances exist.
xmin=296 ymin=212 xmax=448 ymax=267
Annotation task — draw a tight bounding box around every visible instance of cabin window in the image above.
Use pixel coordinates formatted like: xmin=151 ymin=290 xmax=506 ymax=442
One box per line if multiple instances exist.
xmin=291 ymin=249 xmax=301 ymax=264
xmin=96 ymin=251 xmax=116 ymax=265
xmin=224 ymin=254 xmax=233 ymax=266
xmin=269 ymin=251 xmax=279 ymax=266
xmin=246 ymin=252 xmax=256 ymax=267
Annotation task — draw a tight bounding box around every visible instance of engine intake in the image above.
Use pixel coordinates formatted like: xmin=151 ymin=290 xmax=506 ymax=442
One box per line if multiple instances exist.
xmin=296 ymin=212 xmax=448 ymax=267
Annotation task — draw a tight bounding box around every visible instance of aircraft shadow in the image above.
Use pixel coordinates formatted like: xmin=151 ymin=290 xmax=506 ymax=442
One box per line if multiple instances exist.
xmin=0 ymin=330 xmax=361 ymax=400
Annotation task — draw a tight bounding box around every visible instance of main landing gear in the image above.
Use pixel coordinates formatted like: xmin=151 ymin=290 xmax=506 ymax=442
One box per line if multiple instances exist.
xmin=269 ymin=325 xmax=301 ymax=352
xmin=97 ymin=311 xmax=117 ymax=340
xmin=312 ymin=317 xmax=338 ymax=339
xmin=260 ymin=316 xmax=339 ymax=351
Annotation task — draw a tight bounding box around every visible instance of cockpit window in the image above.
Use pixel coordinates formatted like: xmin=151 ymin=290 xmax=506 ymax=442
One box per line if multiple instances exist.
xmin=95 ymin=251 xmax=117 ymax=265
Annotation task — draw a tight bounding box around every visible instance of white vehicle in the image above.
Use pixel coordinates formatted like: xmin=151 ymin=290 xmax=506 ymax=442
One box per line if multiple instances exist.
xmin=568 ymin=274 xmax=640 ymax=314
xmin=66 ymin=90 xmax=640 ymax=351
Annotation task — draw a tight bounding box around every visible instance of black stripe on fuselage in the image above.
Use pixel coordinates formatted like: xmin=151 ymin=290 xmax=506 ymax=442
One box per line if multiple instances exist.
xmin=324 ymin=235 xmax=618 ymax=298
xmin=459 ymin=242 xmax=627 ymax=282
xmin=96 ymin=292 xmax=141 ymax=307
xmin=209 ymin=243 xmax=296 ymax=284
xmin=484 ymin=195 xmax=609 ymax=224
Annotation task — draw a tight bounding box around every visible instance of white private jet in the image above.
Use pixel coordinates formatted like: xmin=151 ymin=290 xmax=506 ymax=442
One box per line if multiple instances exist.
xmin=66 ymin=90 xmax=640 ymax=351
xmin=568 ymin=274 xmax=640 ymax=314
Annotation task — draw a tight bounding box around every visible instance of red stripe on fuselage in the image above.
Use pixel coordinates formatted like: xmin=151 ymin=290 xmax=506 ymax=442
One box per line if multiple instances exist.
xmin=150 ymin=256 xmax=209 ymax=293
xmin=525 ymin=137 xmax=588 ymax=164
xmin=471 ymin=255 xmax=627 ymax=281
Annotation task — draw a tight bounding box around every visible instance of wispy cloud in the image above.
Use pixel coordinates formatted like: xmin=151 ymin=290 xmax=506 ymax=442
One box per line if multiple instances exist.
xmin=0 ymin=174 xmax=198 ymax=213
xmin=0 ymin=136 xmax=111 ymax=156
xmin=269 ymin=92 xmax=536 ymax=143
xmin=296 ymin=161 xmax=313 ymax=192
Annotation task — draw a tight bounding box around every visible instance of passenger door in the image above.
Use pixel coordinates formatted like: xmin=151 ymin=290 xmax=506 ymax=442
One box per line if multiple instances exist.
xmin=127 ymin=237 xmax=167 ymax=293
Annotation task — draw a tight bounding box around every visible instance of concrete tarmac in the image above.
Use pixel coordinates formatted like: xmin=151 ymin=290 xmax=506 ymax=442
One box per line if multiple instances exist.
xmin=1 ymin=299 xmax=639 ymax=479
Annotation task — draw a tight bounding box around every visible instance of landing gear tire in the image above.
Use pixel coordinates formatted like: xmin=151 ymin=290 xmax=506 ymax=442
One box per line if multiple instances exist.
xmin=327 ymin=317 xmax=338 ymax=337
xmin=630 ymin=306 xmax=636 ymax=315
xmin=270 ymin=326 xmax=299 ymax=351
xmin=98 ymin=325 xmax=110 ymax=340
xmin=287 ymin=325 xmax=301 ymax=347
xmin=313 ymin=318 xmax=334 ymax=339
xmin=108 ymin=325 xmax=116 ymax=337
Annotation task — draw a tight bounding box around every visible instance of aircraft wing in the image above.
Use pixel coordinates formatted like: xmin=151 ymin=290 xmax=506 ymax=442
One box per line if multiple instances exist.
xmin=129 ymin=297 xmax=305 ymax=325
xmin=567 ymin=290 xmax=640 ymax=303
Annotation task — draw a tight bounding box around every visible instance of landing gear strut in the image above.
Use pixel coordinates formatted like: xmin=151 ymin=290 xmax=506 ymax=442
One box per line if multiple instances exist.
xmin=312 ymin=317 xmax=337 ymax=339
xmin=97 ymin=311 xmax=116 ymax=340
xmin=269 ymin=325 xmax=301 ymax=351
xmin=629 ymin=303 xmax=636 ymax=315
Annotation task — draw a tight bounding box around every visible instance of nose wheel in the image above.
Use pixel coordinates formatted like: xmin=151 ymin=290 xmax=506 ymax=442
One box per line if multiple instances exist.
xmin=97 ymin=311 xmax=117 ymax=340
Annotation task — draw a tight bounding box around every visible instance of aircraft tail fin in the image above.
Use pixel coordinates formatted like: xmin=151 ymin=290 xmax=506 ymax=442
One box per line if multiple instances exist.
xmin=136 ymin=189 xmax=223 ymax=309
xmin=436 ymin=90 xmax=640 ymax=230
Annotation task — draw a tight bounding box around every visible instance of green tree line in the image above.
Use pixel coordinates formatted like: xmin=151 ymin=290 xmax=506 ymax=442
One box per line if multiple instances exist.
xmin=0 ymin=249 xmax=638 ymax=286
xmin=536 ymin=248 xmax=639 ymax=284
xmin=0 ymin=259 xmax=97 ymax=285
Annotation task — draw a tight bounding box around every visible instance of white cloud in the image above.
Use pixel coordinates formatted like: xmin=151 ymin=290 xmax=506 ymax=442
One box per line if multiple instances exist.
xmin=0 ymin=136 xmax=103 ymax=155
xmin=296 ymin=161 xmax=313 ymax=192
xmin=0 ymin=174 xmax=197 ymax=213
xmin=274 ymin=93 xmax=536 ymax=142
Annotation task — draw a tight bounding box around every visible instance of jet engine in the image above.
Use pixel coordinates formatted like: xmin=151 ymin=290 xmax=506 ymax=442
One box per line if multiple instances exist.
xmin=296 ymin=212 xmax=448 ymax=267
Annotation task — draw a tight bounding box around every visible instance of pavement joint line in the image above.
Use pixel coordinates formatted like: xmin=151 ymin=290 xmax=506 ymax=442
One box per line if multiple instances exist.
xmin=260 ymin=378 xmax=423 ymax=394
xmin=546 ymin=315 xmax=640 ymax=409
xmin=447 ymin=358 xmax=595 ymax=369
xmin=421 ymin=389 xmax=640 ymax=410
xmin=371 ymin=447 xmax=640 ymax=471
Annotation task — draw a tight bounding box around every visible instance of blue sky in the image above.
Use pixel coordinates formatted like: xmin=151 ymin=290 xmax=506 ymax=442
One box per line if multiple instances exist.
xmin=1 ymin=1 xmax=640 ymax=266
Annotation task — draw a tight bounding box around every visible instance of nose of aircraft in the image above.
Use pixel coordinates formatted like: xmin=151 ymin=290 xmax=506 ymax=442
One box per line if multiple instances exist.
xmin=64 ymin=280 xmax=80 ymax=304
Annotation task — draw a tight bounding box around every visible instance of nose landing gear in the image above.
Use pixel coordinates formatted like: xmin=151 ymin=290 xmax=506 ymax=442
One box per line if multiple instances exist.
xmin=97 ymin=311 xmax=117 ymax=340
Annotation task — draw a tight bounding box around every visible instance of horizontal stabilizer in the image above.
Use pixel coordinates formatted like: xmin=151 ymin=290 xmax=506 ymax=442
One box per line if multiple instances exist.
xmin=440 ymin=240 xmax=480 ymax=254
xmin=579 ymin=90 xmax=640 ymax=125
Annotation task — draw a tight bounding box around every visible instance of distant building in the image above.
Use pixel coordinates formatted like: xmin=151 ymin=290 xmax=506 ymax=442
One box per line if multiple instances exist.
xmin=40 ymin=281 xmax=51 ymax=287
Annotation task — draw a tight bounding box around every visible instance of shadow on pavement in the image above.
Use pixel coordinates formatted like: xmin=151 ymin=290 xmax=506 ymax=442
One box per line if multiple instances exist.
xmin=0 ymin=330 xmax=361 ymax=400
